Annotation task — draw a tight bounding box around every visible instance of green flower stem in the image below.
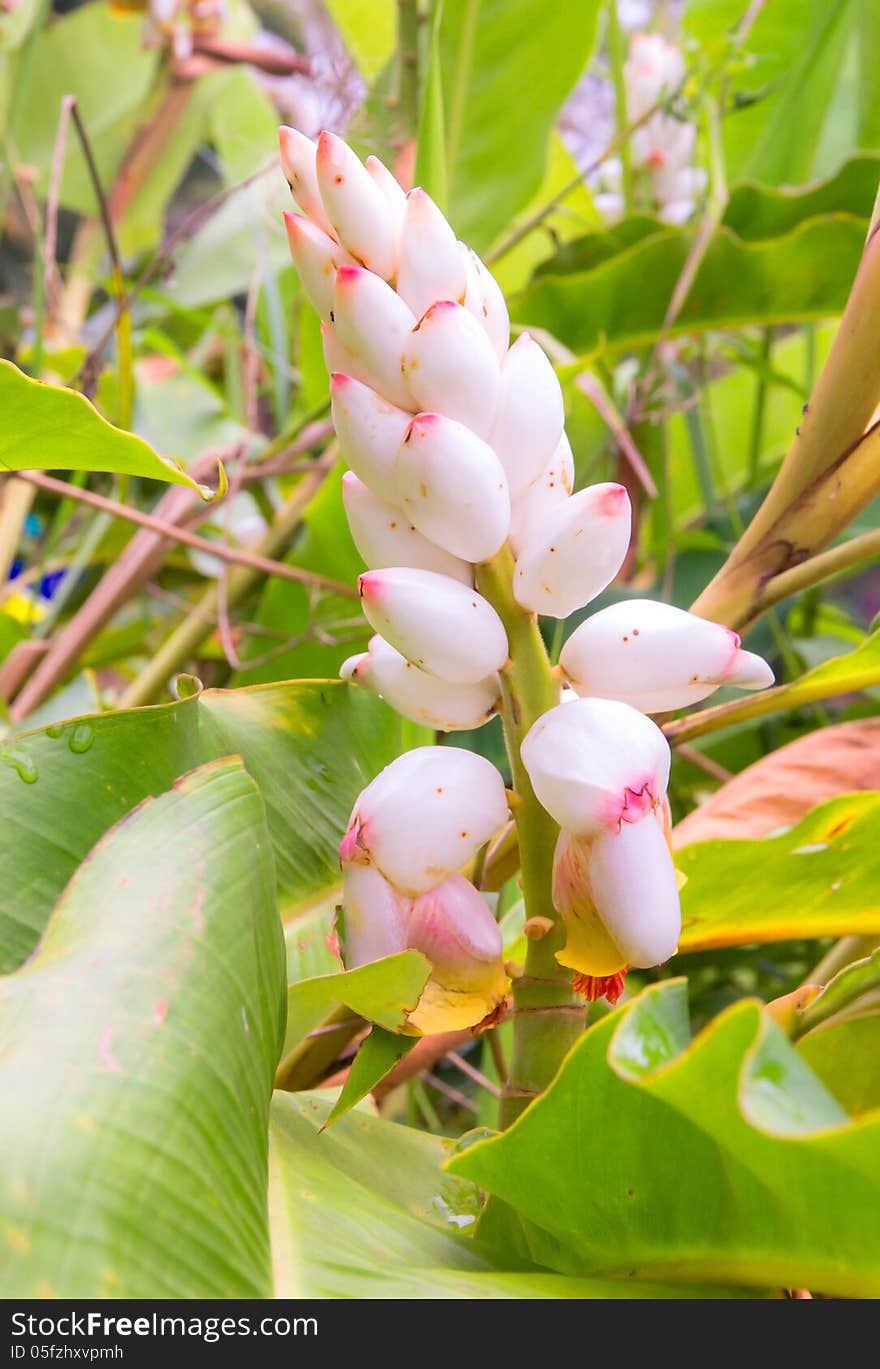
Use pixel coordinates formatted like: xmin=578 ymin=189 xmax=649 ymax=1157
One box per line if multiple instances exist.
xmin=476 ymin=550 xmax=586 ymax=1128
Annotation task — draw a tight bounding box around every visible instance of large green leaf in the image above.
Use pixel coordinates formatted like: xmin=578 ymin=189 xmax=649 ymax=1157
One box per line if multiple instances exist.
xmin=0 ymin=680 xmax=403 ymax=973
xmin=677 ymin=793 xmax=880 ymax=953
xmin=685 ymin=0 xmax=854 ymax=187
xmin=449 ymin=980 xmax=880 ymax=1296
xmin=723 ymin=155 xmax=880 ymax=240
xmin=429 ymin=0 xmax=602 ymax=252
xmin=798 ymin=1014 xmax=880 ymax=1116
xmin=0 ymin=360 xmax=215 ymax=494
xmin=512 ymin=215 xmax=866 ymax=359
xmin=267 ymin=1091 xmax=752 ymax=1297
xmin=0 ymin=759 xmax=286 ymax=1298
xmin=325 ymin=0 xmax=396 ymax=82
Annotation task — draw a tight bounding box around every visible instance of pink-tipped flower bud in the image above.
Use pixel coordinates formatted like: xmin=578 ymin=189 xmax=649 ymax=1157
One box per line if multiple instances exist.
xmin=332 ymin=265 xmax=416 ymax=411
xmin=283 ymin=211 xmax=353 ymax=321
xmin=359 ymin=567 xmax=508 ymax=684
xmin=330 ymin=372 xmax=412 ymax=500
xmin=315 ymin=130 xmax=397 ymax=280
xmin=402 ymin=300 xmax=501 ymax=438
xmin=460 ymin=243 xmax=510 ymax=358
xmin=520 ymin=696 xmax=671 ymax=839
xmin=278 ymin=126 xmax=335 ymax=238
xmin=341 ymin=473 xmax=472 ymax=584
xmin=396 ymin=188 xmax=466 ymax=320
xmin=406 ymin=875 xmax=508 ymax=1033
xmin=396 ymin=413 xmax=510 ymax=563
xmin=489 ymin=333 xmax=564 ymax=497
xmin=340 ymin=745 xmax=509 ymax=895
xmin=365 ymin=154 xmax=407 ymax=265
xmin=509 ymin=432 xmax=575 ymax=555
xmin=513 ymin=482 xmax=631 ymax=617
xmin=342 ymin=635 xmax=499 ymax=731
xmin=559 ymin=599 xmax=775 ymax=712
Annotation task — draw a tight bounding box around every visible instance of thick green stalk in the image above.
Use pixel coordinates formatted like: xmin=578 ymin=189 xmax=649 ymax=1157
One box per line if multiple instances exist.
xmin=476 ymin=550 xmax=585 ymax=1128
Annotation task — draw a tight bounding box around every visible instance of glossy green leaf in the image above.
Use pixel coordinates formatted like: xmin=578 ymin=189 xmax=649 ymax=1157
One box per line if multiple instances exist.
xmin=282 ymin=952 xmax=431 ymax=1061
xmin=513 ymin=216 xmax=866 ymax=359
xmin=0 ymin=760 xmax=286 ymax=1298
xmin=0 ymin=680 xmax=403 ymax=973
xmin=0 ymin=360 xmax=216 ymax=494
xmin=798 ymin=1014 xmax=880 ymax=1116
xmin=723 ymin=155 xmax=880 ymax=240
xmin=324 ymin=1027 xmax=419 ymax=1127
xmin=267 ymin=1091 xmax=752 ymax=1297
xmin=433 ymin=0 xmax=602 ymax=252
xmin=795 ymin=947 xmax=880 ymax=1037
xmin=449 ymin=980 xmax=880 ymax=1296
xmin=667 ymin=628 xmax=880 ymax=744
xmin=677 ymin=793 xmax=880 ymax=953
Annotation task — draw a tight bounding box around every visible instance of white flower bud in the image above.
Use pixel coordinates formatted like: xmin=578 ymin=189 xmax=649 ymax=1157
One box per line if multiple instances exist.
xmin=559 ymin=599 xmax=775 ymax=712
xmin=358 ymin=567 xmax=509 ymax=684
xmin=315 ymin=131 xmax=397 ymax=280
xmin=365 ymin=154 xmax=407 ymax=265
xmin=396 ymin=188 xmax=466 ymax=320
xmin=509 ymin=432 xmax=575 ymax=555
xmin=282 ymin=211 xmax=353 ymax=321
xmin=489 ymin=333 xmax=564 ymax=497
xmin=625 ymin=32 xmax=685 ymax=122
xmin=342 ymin=635 xmax=498 ymax=731
xmin=513 ymin=482 xmax=631 ymax=617
xmin=521 ymin=696 xmax=671 ymax=839
xmin=341 ymin=473 xmax=472 ymax=584
xmin=330 ymin=372 xmax=412 ymax=499
xmin=395 ymin=413 xmax=510 ymax=563
xmin=553 ymin=816 xmax=680 ymax=974
xmin=321 ymin=324 xmax=372 ymax=391
xmin=340 ymin=745 xmax=510 ymax=895
xmin=460 ymin=244 xmax=510 ymax=358
xmin=333 ymin=265 xmax=416 ymax=410
xmin=278 ymin=126 xmax=335 ymax=238
xmin=402 ymin=300 xmax=501 ymax=439
xmin=339 ymin=862 xmax=409 ymax=967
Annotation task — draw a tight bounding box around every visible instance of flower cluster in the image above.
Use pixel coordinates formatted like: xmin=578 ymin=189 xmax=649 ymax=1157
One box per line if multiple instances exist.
xmin=280 ymin=128 xmax=772 ymax=1027
xmin=596 ymin=31 xmax=707 ymax=226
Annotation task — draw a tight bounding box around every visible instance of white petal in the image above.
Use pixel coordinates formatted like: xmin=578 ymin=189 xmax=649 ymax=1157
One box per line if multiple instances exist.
xmin=342 ymin=473 xmax=472 ymax=583
xmin=322 ymin=324 xmax=372 ymax=391
xmin=342 ymin=745 xmax=509 ymax=895
xmin=408 ymin=874 xmax=503 ymax=972
xmin=315 ymin=130 xmax=397 ymax=279
xmin=402 ymin=301 xmax=501 ymax=439
xmin=345 ymin=635 xmax=498 ymax=731
xmin=278 ymin=126 xmax=335 ymax=237
xmin=396 ymin=188 xmax=466 ymax=320
xmin=339 ymin=863 xmax=410 ymax=968
xmin=358 ymin=567 xmax=508 ymax=684
xmin=513 ymin=482 xmax=631 ymax=617
xmin=560 ymin=599 xmax=775 ymax=712
xmin=489 ymin=333 xmax=564 ymax=497
xmin=283 ymin=211 xmax=352 ymax=321
xmin=395 ymin=413 xmax=510 ymax=562
xmin=365 ymin=154 xmax=407 ymax=268
xmin=520 ymin=696 xmax=671 ymax=838
xmin=509 ymin=432 xmax=575 ymax=555
xmin=333 ymin=265 xmax=416 ymax=410
xmin=460 ymin=243 xmax=510 ymax=358
xmin=587 ymin=812 xmax=681 ymax=968
xmin=330 ymin=372 xmax=411 ymax=499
